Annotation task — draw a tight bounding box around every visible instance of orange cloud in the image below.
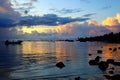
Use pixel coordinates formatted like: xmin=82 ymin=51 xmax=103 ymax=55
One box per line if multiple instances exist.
xmin=13 ymin=13 xmax=120 ymax=39
xmin=101 ymin=13 xmax=120 ymax=32
xmin=0 ymin=6 xmax=7 ymax=13
xmin=116 ymin=13 xmax=120 ymax=23
xmin=16 ymin=26 xmax=56 ymax=34
xmin=88 ymin=20 xmax=99 ymax=26
xmin=56 ymin=22 xmax=79 ymax=35
xmin=102 ymin=17 xmax=119 ymax=27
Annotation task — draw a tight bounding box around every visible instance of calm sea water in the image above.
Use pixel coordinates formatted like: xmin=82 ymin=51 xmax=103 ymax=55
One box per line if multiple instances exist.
xmin=0 ymin=41 xmax=120 ymax=80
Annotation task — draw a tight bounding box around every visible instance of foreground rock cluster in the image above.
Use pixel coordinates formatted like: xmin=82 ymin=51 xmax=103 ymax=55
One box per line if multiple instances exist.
xmin=88 ymin=47 xmax=120 ymax=80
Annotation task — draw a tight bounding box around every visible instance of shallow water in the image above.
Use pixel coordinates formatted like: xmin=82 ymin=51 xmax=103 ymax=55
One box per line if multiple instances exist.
xmin=0 ymin=41 xmax=120 ymax=80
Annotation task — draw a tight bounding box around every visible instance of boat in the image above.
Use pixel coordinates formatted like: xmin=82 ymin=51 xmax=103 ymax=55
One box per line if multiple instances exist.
xmin=5 ymin=40 xmax=23 ymax=45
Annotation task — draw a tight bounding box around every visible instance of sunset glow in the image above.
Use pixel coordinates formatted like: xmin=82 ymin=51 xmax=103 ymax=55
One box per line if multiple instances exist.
xmin=0 ymin=0 xmax=120 ymax=40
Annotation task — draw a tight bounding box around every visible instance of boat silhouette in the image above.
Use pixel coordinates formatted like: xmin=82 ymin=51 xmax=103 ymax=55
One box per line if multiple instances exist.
xmin=5 ymin=40 xmax=23 ymax=45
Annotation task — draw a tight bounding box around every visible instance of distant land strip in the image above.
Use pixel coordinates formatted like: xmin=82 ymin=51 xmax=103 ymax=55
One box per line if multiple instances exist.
xmin=78 ymin=32 xmax=120 ymax=43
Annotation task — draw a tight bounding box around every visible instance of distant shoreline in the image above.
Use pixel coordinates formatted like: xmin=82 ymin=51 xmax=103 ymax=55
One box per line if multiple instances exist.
xmin=78 ymin=32 xmax=120 ymax=43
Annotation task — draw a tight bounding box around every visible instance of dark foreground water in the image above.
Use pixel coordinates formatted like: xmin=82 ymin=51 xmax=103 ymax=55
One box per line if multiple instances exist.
xmin=0 ymin=41 xmax=120 ymax=80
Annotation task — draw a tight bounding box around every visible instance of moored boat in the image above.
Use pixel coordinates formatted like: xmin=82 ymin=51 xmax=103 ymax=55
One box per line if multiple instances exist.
xmin=5 ymin=40 xmax=23 ymax=45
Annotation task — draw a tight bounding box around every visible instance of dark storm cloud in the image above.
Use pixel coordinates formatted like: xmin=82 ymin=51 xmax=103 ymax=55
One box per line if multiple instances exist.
xmin=82 ymin=13 xmax=96 ymax=17
xmin=0 ymin=0 xmax=8 ymax=5
xmin=0 ymin=13 xmax=90 ymax=27
xmin=0 ymin=0 xmax=21 ymax=27
xmin=0 ymin=0 xmax=89 ymax=27
xmin=19 ymin=14 xmax=90 ymax=26
xmin=49 ymin=8 xmax=82 ymax=14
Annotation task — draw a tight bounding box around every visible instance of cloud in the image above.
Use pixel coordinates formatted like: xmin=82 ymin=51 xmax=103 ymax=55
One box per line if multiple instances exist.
xmin=17 ymin=14 xmax=90 ymax=26
xmin=0 ymin=0 xmax=89 ymax=28
xmin=13 ymin=13 xmax=120 ymax=40
xmin=0 ymin=0 xmax=89 ymax=27
xmin=88 ymin=20 xmax=99 ymax=26
xmin=11 ymin=0 xmax=38 ymax=14
xmin=1 ymin=12 xmax=120 ymax=40
xmin=116 ymin=13 xmax=120 ymax=23
xmin=12 ymin=21 xmax=110 ymax=40
xmin=82 ymin=13 xmax=96 ymax=17
xmin=0 ymin=0 xmax=13 ymax=13
xmin=102 ymin=17 xmax=119 ymax=26
xmin=0 ymin=7 xmax=7 ymax=13
xmin=49 ymin=8 xmax=82 ymax=14
xmin=0 ymin=0 xmax=21 ymax=27
xmin=101 ymin=13 xmax=120 ymax=32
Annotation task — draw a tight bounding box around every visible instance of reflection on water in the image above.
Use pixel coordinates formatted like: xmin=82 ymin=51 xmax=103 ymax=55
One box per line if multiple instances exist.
xmin=22 ymin=41 xmax=56 ymax=54
xmin=0 ymin=41 xmax=120 ymax=80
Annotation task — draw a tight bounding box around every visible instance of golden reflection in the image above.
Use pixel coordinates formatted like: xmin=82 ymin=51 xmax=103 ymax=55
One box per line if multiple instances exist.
xmin=88 ymin=42 xmax=120 ymax=61
xmin=22 ymin=41 xmax=55 ymax=54
xmin=102 ymin=43 xmax=115 ymax=61
xmin=102 ymin=43 xmax=120 ymax=61
xmin=55 ymin=42 xmax=74 ymax=62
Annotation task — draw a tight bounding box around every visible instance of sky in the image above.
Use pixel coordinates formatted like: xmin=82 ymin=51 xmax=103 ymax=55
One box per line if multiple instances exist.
xmin=0 ymin=0 xmax=120 ymax=40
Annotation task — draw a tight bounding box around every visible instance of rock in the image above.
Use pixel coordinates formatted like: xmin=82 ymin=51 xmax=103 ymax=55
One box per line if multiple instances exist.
xmin=113 ymin=48 xmax=117 ymax=52
xmin=89 ymin=60 xmax=98 ymax=65
xmin=95 ymin=56 xmax=101 ymax=62
xmin=113 ymin=62 xmax=120 ymax=66
xmin=112 ymin=74 xmax=120 ymax=80
xmin=75 ymin=76 xmax=80 ymax=80
xmin=104 ymin=75 xmax=112 ymax=79
xmin=109 ymin=48 xmax=112 ymax=50
xmin=109 ymin=70 xmax=114 ymax=74
xmin=118 ymin=47 xmax=120 ymax=49
xmin=89 ymin=56 xmax=101 ymax=65
xmin=106 ymin=59 xmax=114 ymax=64
xmin=97 ymin=50 xmax=102 ymax=54
xmin=88 ymin=54 xmax=92 ymax=56
xmin=98 ymin=61 xmax=109 ymax=71
xmin=56 ymin=62 xmax=65 ymax=69
xmin=104 ymin=74 xmax=120 ymax=80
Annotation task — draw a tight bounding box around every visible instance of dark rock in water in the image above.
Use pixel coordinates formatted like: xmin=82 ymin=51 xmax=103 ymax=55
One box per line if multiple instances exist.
xmin=109 ymin=70 xmax=114 ymax=74
xmin=98 ymin=61 xmax=109 ymax=71
xmin=88 ymin=54 xmax=92 ymax=56
xmin=97 ymin=50 xmax=102 ymax=54
xmin=118 ymin=47 xmax=120 ymax=49
xmin=112 ymin=74 xmax=120 ymax=80
xmin=109 ymin=48 xmax=112 ymax=50
xmin=107 ymin=59 xmax=114 ymax=64
xmin=56 ymin=62 xmax=65 ymax=69
xmin=113 ymin=48 xmax=117 ymax=52
xmin=105 ymin=74 xmax=120 ymax=80
xmin=75 ymin=76 xmax=80 ymax=80
xmin=113 ymin=62 xmax=120 ymax=66
xmin=89 ymin=56 xmax=101 ymax=65
xmin=95 ymin=56 xmax=101 ymax=62
xmin=104 ymin=75 xmax=112 ymax=79
xmin=89 ymin=60 xmax=99 ymax=65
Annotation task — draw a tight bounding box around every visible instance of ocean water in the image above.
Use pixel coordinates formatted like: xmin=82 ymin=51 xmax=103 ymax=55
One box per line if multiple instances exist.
xmin=0 ymin=41 xmax=120 ymax=80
